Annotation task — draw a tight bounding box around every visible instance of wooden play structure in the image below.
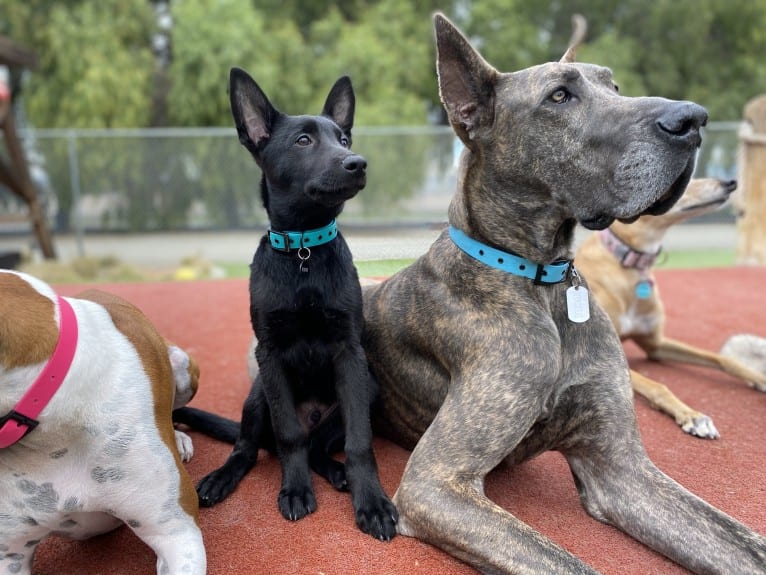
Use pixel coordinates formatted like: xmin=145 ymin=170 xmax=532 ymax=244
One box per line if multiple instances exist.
xmin=736 ymin=94 xmax=766 ymax=265
xmin=0 ymin=35 xmax=56 ymax=260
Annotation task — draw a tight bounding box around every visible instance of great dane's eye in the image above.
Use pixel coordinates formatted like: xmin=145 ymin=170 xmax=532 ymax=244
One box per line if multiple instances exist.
xmin=340 ymin=136 xmax=350 ymax=148
xmin=550 ymin=88 xmax=570 ymax=104
xmin=296 ymin=135 xmax=312 ymax=146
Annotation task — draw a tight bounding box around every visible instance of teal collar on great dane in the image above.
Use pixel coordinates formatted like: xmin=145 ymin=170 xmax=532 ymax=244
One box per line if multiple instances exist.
xmin=449 ymin=226 xmax=572 ymax=284
xmin=268 ymin=219 xmax=338 ymax=252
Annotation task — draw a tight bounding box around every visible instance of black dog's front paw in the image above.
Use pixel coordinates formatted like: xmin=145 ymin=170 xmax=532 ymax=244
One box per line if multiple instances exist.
xmin=324 ymin=459 xmax=349 ymax=492
xmin=197 ymin=469 xmax=241 ymax=507
xmin=278 ymin=485 xmax=317 ymax=521
xmin=354 ymin=491 xmax=399 ymax=541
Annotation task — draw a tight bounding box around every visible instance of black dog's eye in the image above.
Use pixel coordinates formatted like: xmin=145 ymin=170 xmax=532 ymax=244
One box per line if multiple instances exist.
xmin=550 ymin=88 xmax=571 ymax=104
xmin=340 ymin=136 xmax=350 ymax=148
xmin=296 ymin=135 xmax=312 ymax=146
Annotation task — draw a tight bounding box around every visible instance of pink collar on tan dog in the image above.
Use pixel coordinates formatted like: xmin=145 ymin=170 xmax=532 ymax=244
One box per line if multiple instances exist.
xmin=0 ymin=296 xmax=78 ymax=448
xmin=599 ymin=228 xmax=660 ymax=270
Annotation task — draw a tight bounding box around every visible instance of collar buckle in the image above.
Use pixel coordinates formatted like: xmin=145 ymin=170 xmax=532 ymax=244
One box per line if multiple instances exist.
xmin=533 ymin=263 xmax=548 ymax=285
xmin=0 ymin=410 xmax=39 ymax=443
xmin=270 ymin=230 xmax=294 ymax=252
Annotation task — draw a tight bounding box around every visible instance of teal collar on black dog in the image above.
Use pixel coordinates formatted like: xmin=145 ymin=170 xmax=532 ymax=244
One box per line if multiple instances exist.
xmin=268 ymin=219 xmax=338 ymax=252
xmin=449 ymin=226 xmax=572 ymax=284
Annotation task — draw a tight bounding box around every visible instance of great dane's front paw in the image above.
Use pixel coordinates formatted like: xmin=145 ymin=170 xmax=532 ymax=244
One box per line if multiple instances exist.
xmin=197 ymin=469 xmax=240 ymax=507
xmin=681 ymin=415 xmax=720 ymax=439
xmin=278 ymin=485 xmax=317 ymax=521
xmin=354 ymin=491 xmax=399 ymax=541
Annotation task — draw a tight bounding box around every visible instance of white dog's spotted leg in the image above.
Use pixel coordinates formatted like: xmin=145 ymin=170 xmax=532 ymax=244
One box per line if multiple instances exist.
xmin=141 ymin=525 xmax=206 ymax=575
xmin=0 ymin=532 xmax=43 ymax=575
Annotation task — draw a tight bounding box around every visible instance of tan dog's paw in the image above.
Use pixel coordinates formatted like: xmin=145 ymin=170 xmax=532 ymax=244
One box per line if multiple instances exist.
xmin=175 ymin=430 xmax=194 ymax=462
xmin=681 ymin=414 xmax=720 ymax=439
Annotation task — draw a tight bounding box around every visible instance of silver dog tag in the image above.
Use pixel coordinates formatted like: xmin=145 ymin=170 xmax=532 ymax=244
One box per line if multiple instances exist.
xmin=297 ymin=247 xmax=311 ymax=274
xmin=566 ymin=285 xmax=590 ymax=323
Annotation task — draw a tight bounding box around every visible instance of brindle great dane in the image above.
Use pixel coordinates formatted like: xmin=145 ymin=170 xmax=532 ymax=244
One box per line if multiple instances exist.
xmin=362 ymin=13 xmax=766 ymax=575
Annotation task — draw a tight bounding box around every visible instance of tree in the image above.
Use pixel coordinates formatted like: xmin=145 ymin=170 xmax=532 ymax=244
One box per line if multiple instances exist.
xmin=460 ymin=0 xmax=766 ymax=121
xmin=167 ymin=0 xmax=309 ymax=126
xmin=0 ymin=0 xmax=156 ymax=128
xmin=2 ymin=0 xmax=764 ymax=126
xmin=306 ymin=1 xmax=435 ymax=126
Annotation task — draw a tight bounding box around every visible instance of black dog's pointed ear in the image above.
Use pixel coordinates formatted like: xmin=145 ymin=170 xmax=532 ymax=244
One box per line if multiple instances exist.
xmin=433 ymin=13 xmax=498 ymax=143
xmin=229 ymin=67 xmax=280 ymax=154
xmin=322 ymin=76 xmax=355 ymax=134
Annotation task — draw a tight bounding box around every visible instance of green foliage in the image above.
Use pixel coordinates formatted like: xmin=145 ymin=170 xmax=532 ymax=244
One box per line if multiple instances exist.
xmin=304 ymin=1 xmax=435 ymax=125
xmin=0 ymin=0 xmax=156 ymax=128
xmin=167 ymin=0 xmax=310 ymax=126
xmin=456 ymin=0 xmax=766 ymax=121
xmin=1 ymin=0 xmax=764 ymax=128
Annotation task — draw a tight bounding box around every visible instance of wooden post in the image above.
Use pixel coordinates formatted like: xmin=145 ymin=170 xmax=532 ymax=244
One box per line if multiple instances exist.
xmin=0 ymin=110 xmax=57 ymax=259
xmin=0 ymin=37 xmax=57 ymax=259
xmin=736 ymin=95 xmax=766 ymax=264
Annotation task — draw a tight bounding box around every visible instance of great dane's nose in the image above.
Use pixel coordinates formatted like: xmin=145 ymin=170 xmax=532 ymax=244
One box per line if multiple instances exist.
xmin=342 ymin=154 xmax=367 ymax=175
xmin=656 ymin=101 xmax=708 ymax=146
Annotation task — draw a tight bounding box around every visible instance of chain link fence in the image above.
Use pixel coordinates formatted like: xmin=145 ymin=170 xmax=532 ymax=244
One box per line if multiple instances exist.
xmin=0 ymin=122 xmax=741 ymax=236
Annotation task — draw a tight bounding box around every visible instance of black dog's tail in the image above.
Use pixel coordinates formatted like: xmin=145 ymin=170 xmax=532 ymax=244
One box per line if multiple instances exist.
xmin=173 ymin=406 xmax=240 ymax=444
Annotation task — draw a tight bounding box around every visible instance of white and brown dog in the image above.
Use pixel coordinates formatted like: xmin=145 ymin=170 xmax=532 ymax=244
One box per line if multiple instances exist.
xmin=576 ymin=178 xmax=766 ymax=438
xmin=0 ymin=270 xmax=205 ymax=575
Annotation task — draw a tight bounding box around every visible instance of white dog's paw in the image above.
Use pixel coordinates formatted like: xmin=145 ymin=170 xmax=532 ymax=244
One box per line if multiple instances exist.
xmin=167 ymin=344 xmax=200 ymax=409
xmin=175 ymin=430 xmax=194 ymax=462
xmin=720 ymin=334 xmax=766 ymax=391
xmin=246 ymin=336 xmax=259 ymax=381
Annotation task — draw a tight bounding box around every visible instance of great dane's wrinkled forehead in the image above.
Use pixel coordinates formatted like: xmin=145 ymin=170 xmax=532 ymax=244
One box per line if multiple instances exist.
xmin=434 ymin=12 xmax=707 ymax=232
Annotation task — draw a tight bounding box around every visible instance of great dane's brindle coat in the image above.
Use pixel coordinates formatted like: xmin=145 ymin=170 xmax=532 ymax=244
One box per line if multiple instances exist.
xmin=362 ymin=14 xmax=766 ymax=575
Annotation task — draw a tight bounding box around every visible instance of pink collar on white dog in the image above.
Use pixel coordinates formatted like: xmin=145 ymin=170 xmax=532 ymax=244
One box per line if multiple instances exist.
xmin=0 ymin=296 xmax=78 ymax=448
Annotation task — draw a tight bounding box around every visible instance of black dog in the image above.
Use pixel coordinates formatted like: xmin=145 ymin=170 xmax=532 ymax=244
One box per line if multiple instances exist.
xmin=175 ymin=68 xmax=397 ymax=541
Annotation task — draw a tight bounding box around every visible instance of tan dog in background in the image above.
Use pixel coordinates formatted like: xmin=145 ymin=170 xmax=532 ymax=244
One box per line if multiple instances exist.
xmin=576 ymin=178 xmax=766 ymax=438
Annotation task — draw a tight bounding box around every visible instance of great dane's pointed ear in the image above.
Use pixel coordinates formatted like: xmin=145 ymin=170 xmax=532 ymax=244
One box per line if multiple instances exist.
xmin=229 ymin=67 xmax=281 ymax=156
xmin=322 ymin=76 xmax=355 ymax=134
xmin=433 ymin=12 xmax=498 ymax=143
xmin=559 ymin=14 xmax=587 ymax=63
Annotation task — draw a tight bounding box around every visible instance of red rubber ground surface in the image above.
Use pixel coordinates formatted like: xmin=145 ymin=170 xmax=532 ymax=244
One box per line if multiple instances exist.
xmin=35 ymin=267 xmax=766 ymax=574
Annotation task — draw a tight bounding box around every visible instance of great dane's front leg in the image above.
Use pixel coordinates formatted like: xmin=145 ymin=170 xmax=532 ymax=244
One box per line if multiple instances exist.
xmin=565 ymin=419 xmax=766 ymax=573
xmin=335 ymin=344 xmax=398 ymax=540
xmin=394 ymin=387 xmax=599 ymax=575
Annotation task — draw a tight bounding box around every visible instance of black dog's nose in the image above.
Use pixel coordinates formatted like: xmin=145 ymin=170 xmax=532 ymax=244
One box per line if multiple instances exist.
xmin=342 ymin=154 xmax=367 ymax=174
xmin=656 ymin=101 xmax=708 ymax=146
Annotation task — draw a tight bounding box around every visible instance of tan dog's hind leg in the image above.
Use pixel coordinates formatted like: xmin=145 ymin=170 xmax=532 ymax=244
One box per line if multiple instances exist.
xmin=636 ymin=335 xmax=766 ymax=392
xmin=630 ymin=369 xmax=719 ymax=438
